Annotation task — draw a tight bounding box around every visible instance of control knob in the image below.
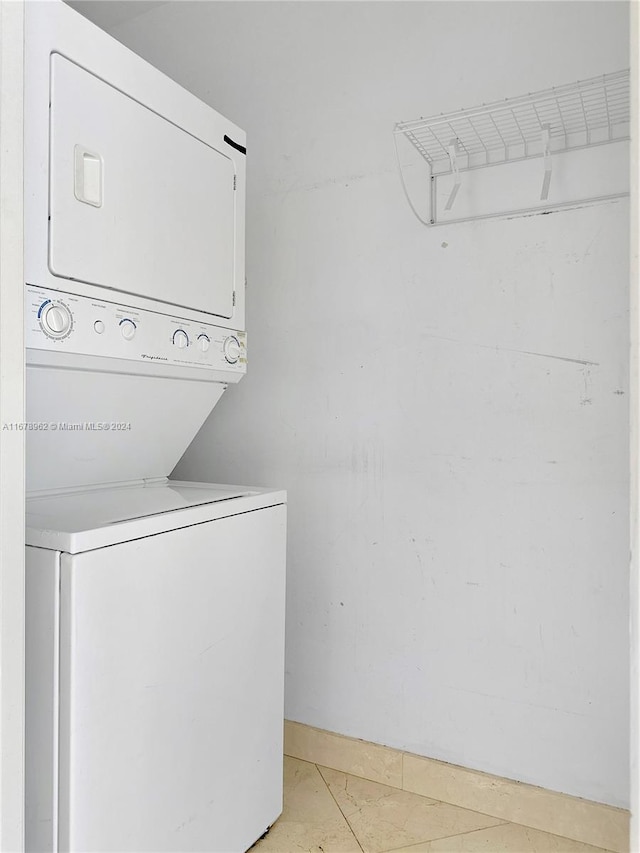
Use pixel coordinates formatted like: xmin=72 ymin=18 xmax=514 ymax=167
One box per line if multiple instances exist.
xmin=197 ymin=334 xmax=210 ymax=353
xmin=40 ymin=301 xmax=73 ymax=339
xmin=173 ymin=329 xmax=189 ymax=349
xmin=223 ymin=335 xmax=241 ymax=364
xmin=119 ymin=319 xmax=137 ymax=340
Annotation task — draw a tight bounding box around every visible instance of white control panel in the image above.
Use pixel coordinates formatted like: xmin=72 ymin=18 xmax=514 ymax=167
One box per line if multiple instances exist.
xmin=25 ymin=286 xmax=247 ymax=373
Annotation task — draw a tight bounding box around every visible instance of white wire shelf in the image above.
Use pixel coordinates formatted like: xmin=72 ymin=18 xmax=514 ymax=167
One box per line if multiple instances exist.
xmin=395 ymin=70 xmax=630 ymax=173
xmin=393 ymin=70 xmax=630 ymax=226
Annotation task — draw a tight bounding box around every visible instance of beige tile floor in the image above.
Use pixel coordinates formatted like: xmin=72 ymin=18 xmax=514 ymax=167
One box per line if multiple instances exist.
xmin=251 ymin=757 xmax=614 ymax=853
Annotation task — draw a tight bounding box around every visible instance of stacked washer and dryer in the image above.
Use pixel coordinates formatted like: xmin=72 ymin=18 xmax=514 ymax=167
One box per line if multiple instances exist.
xmin=24 ymin=4 xmax=286 ymax=852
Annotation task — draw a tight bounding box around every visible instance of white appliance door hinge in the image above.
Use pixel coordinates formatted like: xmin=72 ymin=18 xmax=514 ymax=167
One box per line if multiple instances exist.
xmin=233 ymin=175 xmax=237 ymax=190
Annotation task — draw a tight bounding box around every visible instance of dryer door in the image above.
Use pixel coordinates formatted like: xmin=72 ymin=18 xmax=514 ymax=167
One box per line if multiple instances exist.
xmin=48 ymin=54 xmax=236 ymax=319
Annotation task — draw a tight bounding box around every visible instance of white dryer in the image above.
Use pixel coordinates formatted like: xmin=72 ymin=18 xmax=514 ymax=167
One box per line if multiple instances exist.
xmin=26 ymin=481 xmax=286 ymax=853
xmin=24 ymin=0 xmax=250 ymax=498
xmin=25 ymin=0 xmax=247 ymax=330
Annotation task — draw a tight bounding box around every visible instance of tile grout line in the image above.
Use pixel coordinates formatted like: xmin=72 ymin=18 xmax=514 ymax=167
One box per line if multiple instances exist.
xmin=380 ymin=820 xmax=512 ymax=853
xmin=373 ymin=817 xmax=616 ymax=853
xmin=314 ymin=757 xmax=616 ymax=853
xmin=313 ymin=761 xmax=508 ymax=853
xmin=399 ymin=749 xmax=619 ymax=853
xmin=318 ymin=760 xmax=508 ymax=853
xmin=315 ymin=763 xmax=366 ymax=853
xmin=398 ymin=775 xmax=620 ymax=852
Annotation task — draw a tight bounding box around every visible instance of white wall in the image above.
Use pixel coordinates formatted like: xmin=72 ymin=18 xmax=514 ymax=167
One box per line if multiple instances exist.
xmin=106 ymin=1 xmax=630 ymax=808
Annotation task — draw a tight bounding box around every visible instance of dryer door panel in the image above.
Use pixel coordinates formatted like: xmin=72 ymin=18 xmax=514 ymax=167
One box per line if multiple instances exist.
xmin=49 ymin=54 xmax=235 ymax=319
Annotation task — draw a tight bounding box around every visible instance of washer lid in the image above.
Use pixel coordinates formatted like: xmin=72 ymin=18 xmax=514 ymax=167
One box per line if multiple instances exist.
xmin=26 ymin=480 xmax=286 ymax=554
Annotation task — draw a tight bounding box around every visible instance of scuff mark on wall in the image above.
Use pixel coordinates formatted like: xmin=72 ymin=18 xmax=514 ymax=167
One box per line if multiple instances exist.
xmin=420 ymin=332 xmax=598 ymax=367
xmin=581 ymin=365 xmax=594 ymax=406
xmin=582 ymin=226 xmax=603 ymax=260
xmin=520 ymin=350 xmax=598 ymax=368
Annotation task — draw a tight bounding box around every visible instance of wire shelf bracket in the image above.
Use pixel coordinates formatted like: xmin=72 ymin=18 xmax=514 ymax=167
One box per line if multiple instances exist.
xmin=393 ymin=70 xmax=630 ymax=226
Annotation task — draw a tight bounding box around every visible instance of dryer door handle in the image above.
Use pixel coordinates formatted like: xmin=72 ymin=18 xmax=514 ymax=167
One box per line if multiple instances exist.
xmin=74 ymin=145 xmax=102 ymax=208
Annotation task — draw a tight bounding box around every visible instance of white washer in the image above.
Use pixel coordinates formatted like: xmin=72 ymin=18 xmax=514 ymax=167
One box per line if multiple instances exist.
xmin=26 ymin=480 xmax=287 ymax=853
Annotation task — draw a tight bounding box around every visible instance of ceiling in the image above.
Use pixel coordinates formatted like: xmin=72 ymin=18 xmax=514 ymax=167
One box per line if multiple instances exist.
xmin=65 ymin=1 xmax=168 ymax=32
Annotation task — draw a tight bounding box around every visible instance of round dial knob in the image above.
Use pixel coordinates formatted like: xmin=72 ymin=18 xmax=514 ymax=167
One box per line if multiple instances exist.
xmin=173 ymin=330 xmax=189 ymax=349
xmin=119 ymin=319 xmax=136 ymax=341
xmin=197 ymin=334 xmax=210 ymax=353
xmin=223 ymin=335 xmax=241 ymax=364
xmin=40 ymin=301 xmax=72 ymax=339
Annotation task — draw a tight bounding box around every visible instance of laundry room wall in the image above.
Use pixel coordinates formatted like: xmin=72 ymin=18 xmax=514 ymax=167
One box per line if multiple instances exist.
xmin=98 ymin=1 xmax=630 ymax=808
